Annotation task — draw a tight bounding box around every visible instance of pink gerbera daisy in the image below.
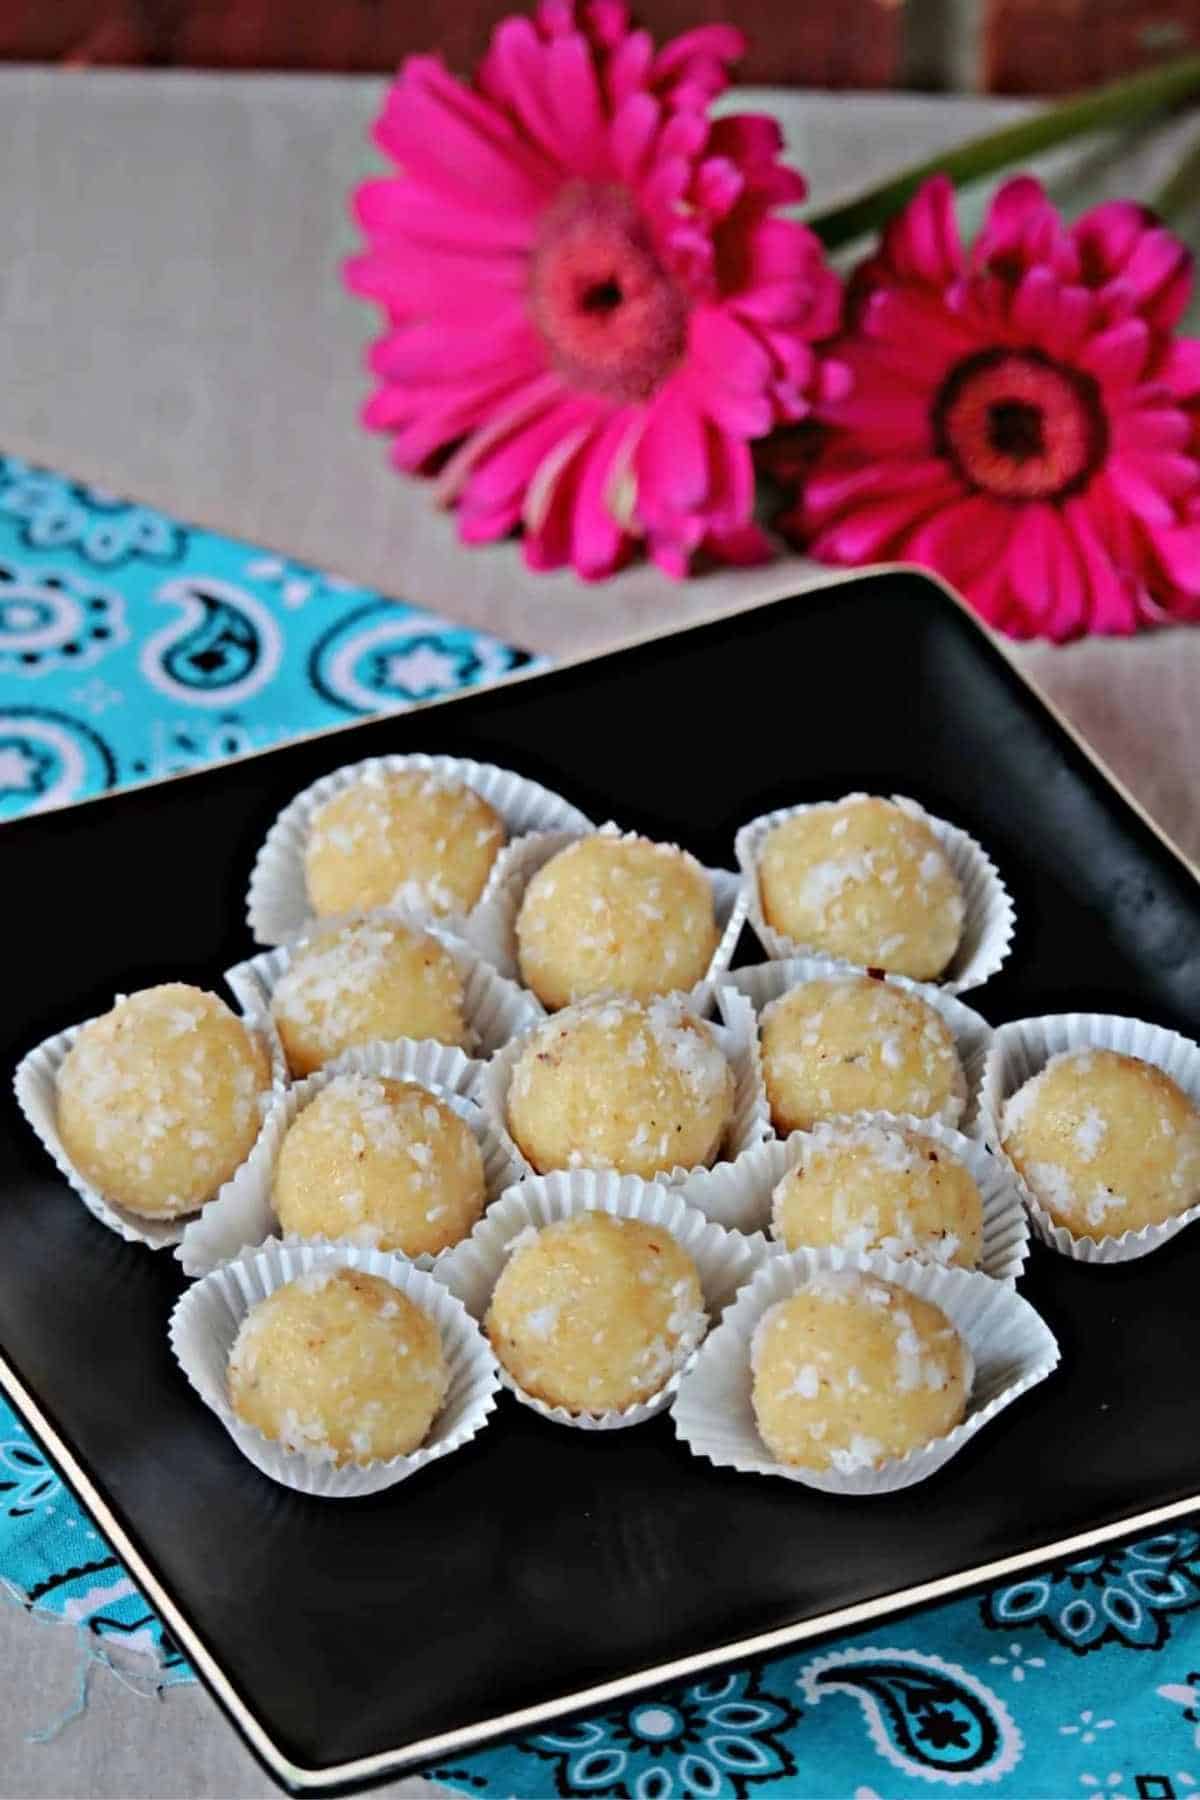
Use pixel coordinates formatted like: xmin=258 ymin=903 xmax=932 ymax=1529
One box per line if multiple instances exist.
xmin=346 ymin=1 xmax=844 ymax=579
xmin=788 ymin=174 xmax=1200 ymax=639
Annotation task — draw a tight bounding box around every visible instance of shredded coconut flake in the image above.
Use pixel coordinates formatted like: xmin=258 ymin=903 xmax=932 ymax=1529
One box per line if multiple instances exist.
xmin=829 ymin=1434 xmax=884 ymax=1474
xmin=1074 ymin=1107 xmax=1108 ymax=1160
xmin=786 ymin=1363 xmax=820 ymax=1400
xmin=1085 ymin=1186 xmax=1124 ymax=1229
xmin=293 ymin=1267 xmax=337 ymax=1295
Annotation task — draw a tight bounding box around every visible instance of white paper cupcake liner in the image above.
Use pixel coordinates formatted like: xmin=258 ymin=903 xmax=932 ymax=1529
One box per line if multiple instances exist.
xmin=717 ymin=957 xmax=993 ymax=1137
xmin=178 ymin=1044 xmax=524 ymax=1278
xmin=476 ymin=986 xmax=772 ymax=1188
xmin=170 ymin=1238 xmax=500 ymax=1498
xmin=226 ymin=912 xmax=542 ymax=1081
xmin=734 ymin=794 xmax=1014 ymax=996
xmin=979 ymin=1012 xmax=1200 ymax=1264
xmin=673 ymin=1246 xmax=1058 ymax=1495
xmin=432 ymin=1171 xmax=771 ymax=1430
xmin=327 ymin=1037 xmax=484 ymax=1097
xmin=679 ymin=1115 xmax=1029 ymax=1283
xmin=13 ymin=998 xmax=287 ymax=1253
xmin=460 ymin=823 xmax=747 ymax=991
xmin=246 ymin=752 xmax=594 ymax=947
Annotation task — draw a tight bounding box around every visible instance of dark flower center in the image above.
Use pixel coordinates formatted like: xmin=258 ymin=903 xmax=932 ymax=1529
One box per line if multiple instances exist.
xmin=581 ymin=277 xmax=623 ymax=315
xmin=933 ymin=347 xmax=1108 ymax=502
xmin=528 ymin=183 xmax=687 ymax=402
xmin=988 ymin=399 xmax=1044 ymax=461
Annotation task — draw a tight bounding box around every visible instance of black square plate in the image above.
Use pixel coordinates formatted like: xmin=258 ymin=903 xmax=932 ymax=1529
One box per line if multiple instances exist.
xmin=3 ymin=571 xmax=1199 ymax=1796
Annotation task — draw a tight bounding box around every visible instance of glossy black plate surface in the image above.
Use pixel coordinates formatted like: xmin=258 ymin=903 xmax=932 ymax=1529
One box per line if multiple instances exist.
xmin=2 ymin=571 xmax=1198 ymax=1795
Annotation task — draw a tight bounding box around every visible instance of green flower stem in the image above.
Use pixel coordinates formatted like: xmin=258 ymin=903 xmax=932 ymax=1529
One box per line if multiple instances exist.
xmin=807 ymin=54 xmax=1200 ymax=250
xmin=1152 ymin=121 xmax=1200 ymax=222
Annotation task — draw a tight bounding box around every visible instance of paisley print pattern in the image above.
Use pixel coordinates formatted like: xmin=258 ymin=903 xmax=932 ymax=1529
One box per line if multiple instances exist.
xmin=3 ymin=448 xmax=1200 ymax=1784
xmin=0 ymin=459 xmax=184 ymax=567
xmin=985 ymin=1535 xmax=1200 ymax=1656
xmin=0 ymin=1409 xmax=187 ymax=1683
xmin=139 ymin=575 xmax=283 ymax=706
xmin=0 ymin=453 xmax=538 ymax=813
xmin=509 ymin=1670 xmax=801 ymax=1799
xmin=309 ymin=600 xmax=534 ymax=713
xmin=0 ymin=706 xmax=117 ymax=820
xmin=0 ymin=561 xmax=128 ymax=677
xmin=0 ymin=1436 xmax=62 ymax=1517
xmin=798 ymin=1648 xmax=1022 ymax=1784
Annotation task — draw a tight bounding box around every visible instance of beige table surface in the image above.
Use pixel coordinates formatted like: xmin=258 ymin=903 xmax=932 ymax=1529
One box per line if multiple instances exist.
xmin=0 ymin=66 xmax=1197 ymax=1800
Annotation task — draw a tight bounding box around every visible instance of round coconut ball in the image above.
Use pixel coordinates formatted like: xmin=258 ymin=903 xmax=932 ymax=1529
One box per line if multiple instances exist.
xmin=56 ymin=984 xmax=272 ymax=1220
xmin=305 ymin=768 xmax=505 ymax=919
xmin=506 ymin=996 xmax=735 ymax=1178
xmin=485 ymin=1212 xmax=706 ymax=1412
xmin=515 ymin=834 xmax=720 ymax=1009
xmin=759 ymin=976 xmax=966 ymax=1135
xmin=228 ymin=1268 xmax=448 ymax=1464
xmin=1001 ymin=1047 xmax=1200 ymax=1237
xmin=758 ymin=796 xmax=965 ymax=981
xmin=274 ymin=1075 xmax=487 ymax=1256
xmin=772 ymin=1121 xmax=984 ymax=1267
xmin=271 ymin=917 xmax=469 ymax=1077
xmin=751 ymin=1274 xmax=970 ymax=1471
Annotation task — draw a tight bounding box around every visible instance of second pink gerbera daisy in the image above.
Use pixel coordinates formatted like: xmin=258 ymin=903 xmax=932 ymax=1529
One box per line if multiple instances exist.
xmin=347 ymin=1 xmax=844 ymax=579
xmin=789 ymin=174 xmax=1200 ymax=640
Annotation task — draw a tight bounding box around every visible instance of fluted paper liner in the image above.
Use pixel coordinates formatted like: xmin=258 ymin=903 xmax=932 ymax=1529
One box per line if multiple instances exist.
xmin=679 ymin=1115 xmax=1029 ymax=1282
xmin=734 ymin=794 xmax=1014 ymax=996
xmin=178 ymin=1044 xmax=524 ymax=1277
xmin=980 ymin=1013 xmax=1200 ymax=1264
xmin=476 ymin=986 xmax=772 ymax=1187
xmin=226 ymin=912 xmax=542 ymax=1080
xmin=717 ymin=957 xmax=993 ymax=1136
xmin=433 ymin=1171 xmax=771 ymax=1430
xmin=673 ymin=1247 xmax=1058 ymax=1495
xmin=461 ymin=823 xmax=747 ymax=988
xmin=13 ymin=997 xmax=286 ymax=1253
xmin=170 ymin=1239 xmax=500 ymax=1497
xmin=327 ymin=1038 xmax=483 ymax=1097
xmin=247 ymin=752 xmax=593 ymax=947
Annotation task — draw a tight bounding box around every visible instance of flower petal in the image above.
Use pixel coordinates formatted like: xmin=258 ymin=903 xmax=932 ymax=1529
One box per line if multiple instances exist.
xmin=1077 ymin=318 xmax=1151 ymax=387
xmin=370 ymin=320 xmax=541 ymax=386
xmin=707 ymin=113 xmax=788 ymax=175
xmin=810 ymin=478 xmax=958 ymax=562
xmin=689 ymin=305 xmax=772 ymax=392
xmin=635 ymin=380 xmax=710 ymax=522
xmin=477 ymin=16 xmax=569 ymax=164
xmin=879 ymin=174 xmax=963 ymax=287
xmin=651 ymin=23 xmax=745 ymax=87
xmin=702 ymin=420 xmax=755 ymax=530
xmin=610 ymin=92 xmax=660 ymax=185
xmin=1115 ymin=406 xmax=1193 ymax=454
xmin=374 ymin=57 xmax=552 ymax=215
xmin=973 ymin=174 xmax=1074 ymax=280
xmin=1105 ymin=455 xmax=1178 ymax=526
xmin=1063 ymin=497 xmax=1141 ymax=633
xmin=545 ymin=31 xmax=609 ymax=178
xmin=449 ymin=385 xmax=590 ymax=512
xmin=605 ymin=25 xmax=654 ymax=108
xmin=571 ymin=409 xmax=640 ymax=576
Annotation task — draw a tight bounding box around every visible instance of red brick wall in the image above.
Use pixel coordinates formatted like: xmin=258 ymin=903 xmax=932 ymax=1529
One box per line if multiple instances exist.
xmin=985 ymin=0 xmax=1200 ymax=92
xmin=2 ymin=0 xmax=1195 ymax=91
xmin=0 ymin=0 xmax=904 ymax=85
